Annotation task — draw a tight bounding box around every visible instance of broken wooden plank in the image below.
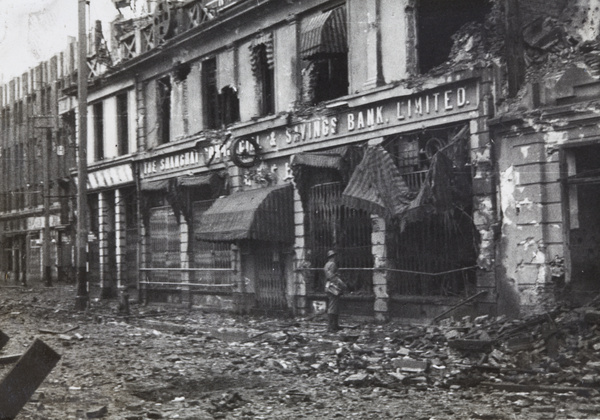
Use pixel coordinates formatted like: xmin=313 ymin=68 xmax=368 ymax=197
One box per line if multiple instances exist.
xmin=0 ymin=331 xmax=8 ymax=351
xmin=38 ymin=325 xmax=79 ymax=335
xmin=0 ymin=338 xmax=61 ymax=420
xmin=0 ymin=355 xmax=22 ymax=366
xmin=430 ymin=291 xmax=487 ymax=324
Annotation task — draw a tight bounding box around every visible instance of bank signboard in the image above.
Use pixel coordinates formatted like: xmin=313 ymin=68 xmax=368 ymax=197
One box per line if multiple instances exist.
xmin=250 ymin=81 xmax=478 ymax=152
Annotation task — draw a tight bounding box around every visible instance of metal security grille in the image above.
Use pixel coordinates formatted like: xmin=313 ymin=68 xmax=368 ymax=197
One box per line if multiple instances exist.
xmin=384 ymin=124 xmax=476 ymax=297
xmin=148 ymin=206 xmax=180 ymax=283
xmin=124 ymin=190 xmax=138 ymax=287
xmin=191 ymin=200 xmax=233 ymax=286
xmin=307 ymin=182 xmax=373 ymax=294
xmin=387 ymin=213 xmax=477 ymax=297
xmin=254 ymin=245 xmax=287 ymax=310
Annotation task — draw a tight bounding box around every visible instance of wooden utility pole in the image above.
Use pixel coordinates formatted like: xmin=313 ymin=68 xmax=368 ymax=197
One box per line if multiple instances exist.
xmin=75 ymin=0 xmax=89 ymax=311
xmin=42 ymin=126 xmax=52 ymax=287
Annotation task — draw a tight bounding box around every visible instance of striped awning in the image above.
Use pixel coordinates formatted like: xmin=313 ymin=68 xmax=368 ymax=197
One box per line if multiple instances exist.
xmin=301 ymin=5 xmax=347 ymax=59
xmin=250 ymin=32 xmax=274 ymax=70
xmin=195 ymin=183 xmax=293 ymax=243
xmin=341 ymin=145 xmax=413 ymax=219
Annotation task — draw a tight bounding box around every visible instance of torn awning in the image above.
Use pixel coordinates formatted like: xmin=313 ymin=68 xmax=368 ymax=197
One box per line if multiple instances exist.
xmin=341 ymin=126 xmax=470 ymax=222
xmin=341 ymin=145 xmax=414 ymax=218
xmin=195 ymin=183 xmax=293 ymax=243
xmin=177 ymin=172 xmax=225 ymax=191
xmin=301 ymin=5 xmax=347 ymax=59
xmin=140 ymin=178 xmax=170 ymax=192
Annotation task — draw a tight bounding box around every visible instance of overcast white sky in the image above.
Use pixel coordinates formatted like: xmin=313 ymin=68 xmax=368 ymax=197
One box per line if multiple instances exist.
xmin=0 ymin=0 xmax=137 ymax=82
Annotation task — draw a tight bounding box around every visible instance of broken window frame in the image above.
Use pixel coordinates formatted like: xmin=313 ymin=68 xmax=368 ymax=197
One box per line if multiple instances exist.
xmin=202 ymin=57 xmax=240 ymax=129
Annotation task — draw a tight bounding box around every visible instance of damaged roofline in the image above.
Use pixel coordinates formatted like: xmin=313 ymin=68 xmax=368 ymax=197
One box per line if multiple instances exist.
xmin=65 ymin=0 xmax=274 ymax=95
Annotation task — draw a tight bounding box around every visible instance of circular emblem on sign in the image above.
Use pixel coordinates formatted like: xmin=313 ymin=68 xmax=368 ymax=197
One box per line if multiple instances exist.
xmin=231 ymin=137 xmax=260 ymax=168
xmin=153 ymin=0 xmax=172 ymax=43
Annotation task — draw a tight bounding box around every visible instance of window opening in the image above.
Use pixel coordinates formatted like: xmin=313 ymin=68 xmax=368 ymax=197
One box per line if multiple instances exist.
xmin=564 ymin=144 xmax=600 ymax=295
xmin=250 ymin=35 xmax=275 ymax=116
xmin=301 ymin=5 xmax=348 ymax=104
xmin=220 ymin=86 xmax=240 ymax=127
xmin=203 ymin=58 xmax=240 ymax=128
xmin=93 ymin=101 xmax=104 ymax=160
xmin=116 ymin=92 xmax=129 ymax=155
xmin=157 ymin=76 xmax=172 ymax=144
xmin=202 ymin=57 xmax=219 ymax=129
xmin=417 ymin=0 xmax=489 ymax=73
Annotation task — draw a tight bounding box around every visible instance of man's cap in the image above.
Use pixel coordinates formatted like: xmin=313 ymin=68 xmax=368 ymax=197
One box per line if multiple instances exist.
xmin=327 ymin=250 xmax=337 ymax=258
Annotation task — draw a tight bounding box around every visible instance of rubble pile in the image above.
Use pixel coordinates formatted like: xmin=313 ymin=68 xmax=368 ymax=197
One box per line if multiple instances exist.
xmin=208 ymin=301 xmax=600 ymax=395
xmin=3 ymin=286 xmax=600 ymax=418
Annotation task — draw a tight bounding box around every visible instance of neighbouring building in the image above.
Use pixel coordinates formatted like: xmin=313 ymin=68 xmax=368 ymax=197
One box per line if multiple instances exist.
xmin=0 ymin=40 xmax=79 ymax=286
xmin=3 ymin=0 xmax=600 ymax=321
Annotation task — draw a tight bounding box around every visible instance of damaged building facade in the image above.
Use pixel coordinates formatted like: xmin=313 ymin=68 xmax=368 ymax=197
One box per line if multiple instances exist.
xmin=92 ymin=0 xmax=498 ymax=320
xmin=2 ymin=0 xmax=599 ymax=320
xmin=491 ymin=0 xmax=600 ymax=314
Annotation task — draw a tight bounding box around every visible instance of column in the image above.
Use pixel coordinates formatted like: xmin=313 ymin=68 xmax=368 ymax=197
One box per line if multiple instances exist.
xmin=98 ymin=191 xmax=109 ymax=297
xmin=372 ymin=215 xmax=389 ymax=322
xmin=138 ymin=190 xmax=148 ymax=304
xmin=292 ymin=186 xmax=308 ymax=315
xmin=114 ymin=188 xmax=125 ymax=290
xmin=180 ymin=213 xmax=191 ymax=305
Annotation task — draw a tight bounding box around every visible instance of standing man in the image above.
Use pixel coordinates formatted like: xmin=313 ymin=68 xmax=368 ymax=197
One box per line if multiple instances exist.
xmin=324 ymin=250 xmax=347 ymax=332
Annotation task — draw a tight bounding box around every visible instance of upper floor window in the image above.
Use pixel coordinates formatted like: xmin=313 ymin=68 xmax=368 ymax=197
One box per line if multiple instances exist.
xmin=417 ymin=0 xmax=489 ymax=73
xmin=202 ymin=57 xmax=219 ymax=129
xmin=301 ymin=5 xmax=348 ymax=104
xmin=250 ymin=33 xmax=275 ymax=116
xmin=202 ymin=57 xmax=240 ymax=129
xmin=116 ymin=92 xmax=129 ymax=155
xmin=93 ymin=101 xmax=104 ymax=161
xmin=157 ymin=76 xmax=172 ymax=144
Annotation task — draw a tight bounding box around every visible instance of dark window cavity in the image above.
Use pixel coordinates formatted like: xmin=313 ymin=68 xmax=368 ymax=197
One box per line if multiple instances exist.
xmin=202 ymin=57 xmax=220 ymax=129
xmin=93 ymin=101 xmax=104 ymax=161
xmin=157 ymin=76 xmax=171 ymax=144
xmin=117 ymin=92 xmax=129 ymax=155
xmin=417 ymin=0 xmax=489 ymax=74
xmin=203 ymin=58 xmax=240 ymax=129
